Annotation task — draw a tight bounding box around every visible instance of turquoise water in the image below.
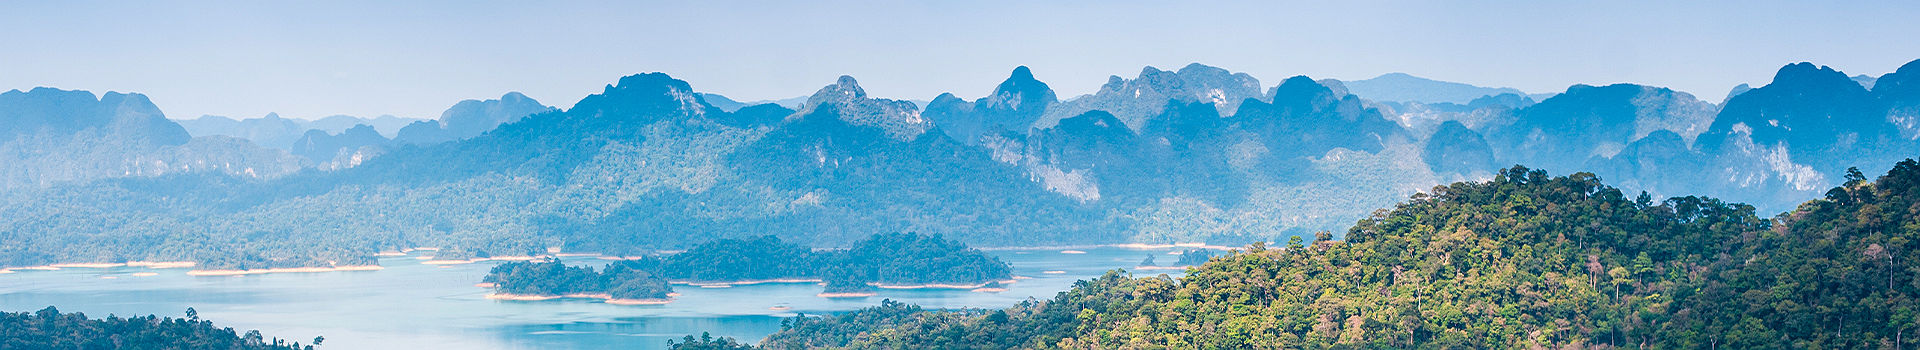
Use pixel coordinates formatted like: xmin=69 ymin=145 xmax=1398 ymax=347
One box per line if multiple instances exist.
xmin=0 ymin=247 xmax=1195 ymax=349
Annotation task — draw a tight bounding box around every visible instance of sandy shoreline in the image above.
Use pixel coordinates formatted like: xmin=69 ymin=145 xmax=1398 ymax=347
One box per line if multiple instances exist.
xmin=3 ymin=260 xmax=198 ymax=272
xmin=871 ymin=279 xmax=1018 ymax=290
xmin=1132 ymin=265 xmax=1194 ymax=271
xmin=186 ymin=265 xmax=383 ymax=276
xmin=486 ymin=292 xmax=673 ymax=305
xmin=816 ymin=292 xmax=877 ymax=298
xmin=675 ymin=278 xmax=823 ymax=287
xmin=422 ymin=255 xmax=545 ymax=265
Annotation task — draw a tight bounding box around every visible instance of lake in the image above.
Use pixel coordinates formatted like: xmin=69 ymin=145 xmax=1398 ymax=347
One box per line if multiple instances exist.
xmin=0 ymin=246 xmax=1200 ymax=349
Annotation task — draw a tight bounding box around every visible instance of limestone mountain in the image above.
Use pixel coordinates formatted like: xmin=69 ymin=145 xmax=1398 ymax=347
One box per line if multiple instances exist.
xmin=1037 ymin=63 xmax=1264 ymax=131
xmin=1693 ymin=62 xmax=1909 ymax=202
xmin=392 ymin=92 xmax=556 ymax=145
xmin=1422 ymin=120 xmax=1496 ymax=175
xmin=792 ymin=76 xmax=931 ymax=141
xmin=0 ymin=88 xmax=301 ymax=190
xmin=292 ymin=124 xmax=390 ymax=166
xmin=1338 ymin=72 xmax=1529 ymax=104
xmin=923 ymin=66 xmax=1057 ymax=145
xmin=1484 ymin=83 xmax=1717 ymax=173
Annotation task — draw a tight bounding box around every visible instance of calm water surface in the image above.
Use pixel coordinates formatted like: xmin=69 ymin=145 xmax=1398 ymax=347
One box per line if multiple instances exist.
xmin=0 ymin=247 xmax=1195 ymax=349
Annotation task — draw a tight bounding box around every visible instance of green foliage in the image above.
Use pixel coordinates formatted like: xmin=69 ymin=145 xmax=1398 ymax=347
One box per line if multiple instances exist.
xmin=760 ymin=162 xmax=1920 ymax=349
xmin=485 ymin=233 xmax=1011 ymax=298
xmin=633 ymin=235 xmax=825 ymax=282
xmin=828 ymin=232 xmax=1013 ymax=285
xmin=0 ymin=306 xmax=314 ymax=350
xmin=482 ymin=259 xmax=672 ymax=299
xmin=635 ymin=233 xmax=1010 ymax=286
xmin=668 ymin=332 xmax=755 ymax=350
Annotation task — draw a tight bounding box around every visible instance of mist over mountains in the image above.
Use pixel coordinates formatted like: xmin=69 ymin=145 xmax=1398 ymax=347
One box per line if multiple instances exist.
xmin=177 ymin=113 xmax=420 ymax=150
xmin=2 ymin=59 xmax=1917 ymax=269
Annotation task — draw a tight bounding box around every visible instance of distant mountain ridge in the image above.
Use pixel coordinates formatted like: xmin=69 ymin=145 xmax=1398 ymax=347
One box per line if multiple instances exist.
xmin=1339 ymin=72 xmax=1530 ymax=104
xmin=393 ymin=92 xmax=557 ymax=145
xmin=176 ymin=113 xmax=422 ymax=150
xmin=3 ymin=58 xmax=1918 ymax=271
xmin=0 ymin=88 xmax=302 ymax=190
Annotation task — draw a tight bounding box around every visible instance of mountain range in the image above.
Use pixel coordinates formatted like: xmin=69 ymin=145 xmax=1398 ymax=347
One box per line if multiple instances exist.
xmin=2 ymin=59 xmax=1917 ymax=269
xmin=176 ymin=113 xmax=421 ymax=150
xmin=1337 ymin=72 xmax=1534 ymax=104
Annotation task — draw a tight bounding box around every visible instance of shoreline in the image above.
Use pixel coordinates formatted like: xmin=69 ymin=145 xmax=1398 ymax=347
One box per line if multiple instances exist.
xmin=485 ymin=292 xmax=674 ymax=305
xmin=816 ymin=292 xmax=877 ymax=298
xmin=674 ymin=278 xmax=823 ymax=287
xmin=3 ymin=260 xmax=199 ymax=273
xmin=870 ymin=279 xmax=1018 ymax=290
xmin=186 ymin=265 xmax=383 ymax=276
xmin=421 ymin=255 xmax=546 ymax=265
xmin=1131 ymin=265 xmax=1194 ymax=271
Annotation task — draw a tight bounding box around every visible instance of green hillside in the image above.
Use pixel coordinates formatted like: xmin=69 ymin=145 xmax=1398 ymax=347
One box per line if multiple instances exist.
xmin=761 ymin=161 xmax=1920 ymax=349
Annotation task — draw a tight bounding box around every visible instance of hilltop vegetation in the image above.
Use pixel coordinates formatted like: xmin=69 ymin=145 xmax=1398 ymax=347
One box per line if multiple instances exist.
xmin=0 ymin=306 xmax=318 ymax=350
xmin=758 ymin=161 xmax=1920 ymax=348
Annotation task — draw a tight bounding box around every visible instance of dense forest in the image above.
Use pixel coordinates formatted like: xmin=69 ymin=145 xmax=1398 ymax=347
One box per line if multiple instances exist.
xmin=0 ymin=306 xmax=319 ymax=350
xmin=483 ymin=233 xmax=1013 ymax=298
xmin=751 ymin=161 xmax=1920 ymax=348
xmin=481 ymin=260 xmax=674 ymax=300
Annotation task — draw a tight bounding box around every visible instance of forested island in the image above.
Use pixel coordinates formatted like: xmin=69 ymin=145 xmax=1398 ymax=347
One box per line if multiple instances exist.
xmin=744 ymin=162 xmax=1920 ymax=349
xmin=1141 ymin=248 xmax=1215 ymax=269
xmin=481 ymin=232 xmax=1013 ymax=301
xmin=481 ymin=260 xmax=674 ymax=304
xmin=0 ymin=306 xmax=320 ymax=349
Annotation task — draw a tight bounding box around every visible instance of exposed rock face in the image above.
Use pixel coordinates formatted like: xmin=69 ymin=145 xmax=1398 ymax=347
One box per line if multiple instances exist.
xmin=794 ymin=76 xmax=929 ymax=141
xmin=1037 ymin=63 xmax=1263 ymax=132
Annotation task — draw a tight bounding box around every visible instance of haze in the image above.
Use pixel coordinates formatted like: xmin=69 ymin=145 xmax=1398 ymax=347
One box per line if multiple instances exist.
xmin=1 ymin=0 xmax=1916 ymax=119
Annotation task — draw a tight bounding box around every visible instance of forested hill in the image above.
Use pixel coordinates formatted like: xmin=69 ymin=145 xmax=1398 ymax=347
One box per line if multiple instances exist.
xmin=0 ymin=306 xmax=319 ymax=349
xmin=759 ymin=161 xmax=1920 ymax=349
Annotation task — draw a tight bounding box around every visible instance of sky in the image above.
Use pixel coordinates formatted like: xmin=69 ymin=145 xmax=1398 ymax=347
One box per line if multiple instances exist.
xmin=2 ymin=1 xmax=1917 ymax=120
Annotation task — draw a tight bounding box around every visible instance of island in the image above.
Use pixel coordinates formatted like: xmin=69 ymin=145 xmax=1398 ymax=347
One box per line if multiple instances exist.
xmin=480 ymin=232 xmax=1014 ymax=301
xmin=1174 ymin=248 xmax=1213 ymax=266
xmin=480 ymin=259 xmax=673 ymax=304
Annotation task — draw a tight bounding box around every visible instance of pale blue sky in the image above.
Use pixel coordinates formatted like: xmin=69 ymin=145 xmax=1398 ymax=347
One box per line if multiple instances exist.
xmin=2 ymin=1 xmax=1917 ymax=119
